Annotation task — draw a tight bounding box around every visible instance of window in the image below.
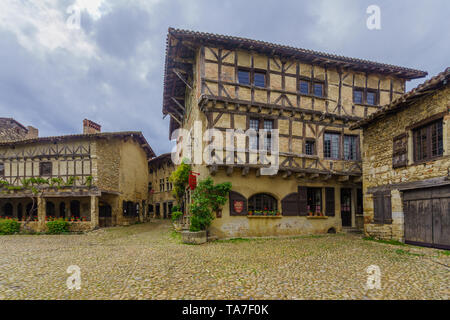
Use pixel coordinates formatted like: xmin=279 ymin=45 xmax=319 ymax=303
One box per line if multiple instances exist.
xmin=299 ymin=81 xmax=309 ymax=94
xmin=238 ymin=69 xmax=266 ymax=88
xmin=307 ymin=188 xmax=322 ymax=214
xmin=356 ymin=189 xmax=363 ymax=215
xmin=263 ymin=120 xmax=273 ymax=151
xmin=70 ymin=200 xmax=80 ymax=218
xmin=353 ymin=88 xmax=378 ymax=105
xmin=413 ymin=119 xmax=444 ymax=161
xmin=254 ymin=72 xmax=266 ymax=87
xmin=248 ymin=193 xmax=277 ymax=212
xmin=39 ymin=162 xmax=52 ymax=176
xmin=344 ymin=135 xmax=358 ymax=160
xmin=353 ymin=90 xmax=363 ymax=104
xmin=313 ymin=83 xmax=324 ymax=97
xmin=148 ymin=182 xmax=153 ymax=192
xmin=0 ymin=163 xmax=4 ymax=176
xmin=166 ymin=178 xmax=170 ymax=191
xmin=366 ymin=91 xmax=377 ymax=105
xmin=249 ymin=119 xmax=259 ymax=150
xmin=324 ymin=133 xmax=340 ymax=159
xmin=305 ymin=140 xmax=315 ymax=155
xmin=249 ymin=118 xmax=274 ymax=151
xmin=238 ymin=70 xmax=250 ymax=85
xmin=373 ymin=191 xmax=392 ymax=224
xmin=159 ymin=178 xmax=165 ymax=192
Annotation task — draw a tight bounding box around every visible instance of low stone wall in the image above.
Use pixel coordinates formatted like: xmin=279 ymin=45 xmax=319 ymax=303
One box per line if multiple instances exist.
xmin=19 ymin=221 xmax=93 ymax=233
xmin=182 ymin=230 xmax=207 ymax=244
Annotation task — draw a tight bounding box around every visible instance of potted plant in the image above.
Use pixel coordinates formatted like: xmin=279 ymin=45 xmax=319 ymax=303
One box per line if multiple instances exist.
xmin=248 ymin=211 xmax=253 ymax=216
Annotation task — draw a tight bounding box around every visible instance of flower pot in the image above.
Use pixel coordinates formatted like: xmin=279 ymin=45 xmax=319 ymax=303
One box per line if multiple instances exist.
xmin=181 ymin=230 xmax=207 ymax=244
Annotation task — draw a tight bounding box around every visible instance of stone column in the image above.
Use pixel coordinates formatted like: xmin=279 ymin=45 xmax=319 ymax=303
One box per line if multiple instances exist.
xmin=351 ymin=188 xmax=357 ymax=228
xmin=90 ymin=196 xmax=99 ymax=229
xmin=37 ymin=197 xmax=46 ymax=232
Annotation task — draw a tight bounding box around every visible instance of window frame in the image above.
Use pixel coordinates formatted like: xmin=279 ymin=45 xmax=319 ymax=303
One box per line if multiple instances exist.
xmin=305 ymin=139 xmax=316 ymax=156
xmin=323 ymin=132 xmax=341 ymax=160
xmin=0 ymin=162 xmax=4 ymax=177
xmin=343 ymin=134 xmax=359 ymax=161
xmin=353 ymin=87 xmax=379 ymax=105
xmin=238 ymin=68 xmax=266 ymax=88
xmin=412 ymin=118 xmax=444 ymax=163
xmin=248 ymin=117 xmax=276 ymax=152
xmin=39 ymin=161 xmax=52 ymax=176
xmin=298 ymin=77 xmax=326 ymax=98
xmin=307 ymin=187 xmax=323 ymax=214
xmin=248 ymin=193 xmax=278 ymax=212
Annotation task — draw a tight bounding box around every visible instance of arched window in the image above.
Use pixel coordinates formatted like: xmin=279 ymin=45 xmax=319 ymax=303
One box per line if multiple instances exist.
xmin=70 ymin=200 xmax=80 ymax=218
xmin=248 ymin=194 xmax=277 ymax=212
xmin=46 ymin=201 xmax=55 ymax=217
xmin=3 ymin=203 xmax=13 ymax=217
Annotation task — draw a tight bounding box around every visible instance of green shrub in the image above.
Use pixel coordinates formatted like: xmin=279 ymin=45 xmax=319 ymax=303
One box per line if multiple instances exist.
xmin=189 ymin=177 xmax=232 ymax=232
xmin=0 ymin=219 xmax=21 ymax=235
xmin=171 ymin=211 xmax=183 ymax=222
xmin=46 ymin=219 xmax=70 ymax=234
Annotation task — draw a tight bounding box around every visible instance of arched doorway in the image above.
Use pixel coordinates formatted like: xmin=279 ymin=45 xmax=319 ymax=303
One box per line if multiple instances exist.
xmin=26 ymin=202 xmax=37 ymax=219
xmin=99 ymin=202 xmax=112 ymax=227
xmin=46 ymin=201 xmax=55 ymax=218
xmin=3 ymin=203 xmax=13 ymax=217
xmin=17 ymin=203 xmax=23 ymax=221
xmin=59 ymin=202 xmax=66 ymax=218
xmin=70 ymin=200 xmax=80 ymax=218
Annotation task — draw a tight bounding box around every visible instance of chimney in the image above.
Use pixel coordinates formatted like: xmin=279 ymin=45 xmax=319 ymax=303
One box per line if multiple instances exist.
xmin=25 ymin=126 xmax=39 ymax=139
xmin=83 ymin=119 xmax=101 ymax=134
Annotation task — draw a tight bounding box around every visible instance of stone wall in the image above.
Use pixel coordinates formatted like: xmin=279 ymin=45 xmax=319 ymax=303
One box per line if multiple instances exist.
xmin=362 ymin=86 xmax=450 ymax=241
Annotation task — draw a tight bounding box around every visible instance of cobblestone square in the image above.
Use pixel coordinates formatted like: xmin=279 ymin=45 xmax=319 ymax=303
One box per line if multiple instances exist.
xmin=0 ymin=220 xmax=448 ymax=300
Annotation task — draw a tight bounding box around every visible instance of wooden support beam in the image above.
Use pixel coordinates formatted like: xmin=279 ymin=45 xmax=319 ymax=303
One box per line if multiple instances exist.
xmin=171 ymin=97 xmax=186 ymax=111
xmin=296 ymin=173 xmax=305 ymax=179
xmin=338 ymin=175 xmax=350 ymax=182
xmin=226 ymin=166 xmax=233 ymax=176
xmin=241 ymin=166 xmax=249 ymax=176
xmin=352 ymin=176 xmax=362 ymax=183
xmin=255 ymin=169 xmax=261 ymax=177
xmin=309 ymin=173 xmax=320 ymax=179
xmin=209 ymin=165 xmax=218 ymax=176
xmin=282 ymin=171 xmax=292 ymax=179
xmin=173 ymin=69 xmax=192 ymax=90
xmin=322 ymin=174 xmax=332 ymax=181
xmin=167 ymin=112 xmax=182 ymax=125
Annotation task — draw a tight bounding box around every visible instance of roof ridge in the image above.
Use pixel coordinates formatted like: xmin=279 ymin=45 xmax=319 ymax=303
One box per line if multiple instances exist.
xmin=168 ymin=27 xmax=427 ymax=76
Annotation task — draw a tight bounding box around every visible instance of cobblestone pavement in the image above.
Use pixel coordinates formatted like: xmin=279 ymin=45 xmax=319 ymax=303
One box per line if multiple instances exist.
xmin=0 ymin=220 xmax=448 ymax=300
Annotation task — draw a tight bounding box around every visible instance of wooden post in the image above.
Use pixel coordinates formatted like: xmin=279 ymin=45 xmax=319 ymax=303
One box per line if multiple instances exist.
xmin=90 ymin=196 xmax=99 ymax=229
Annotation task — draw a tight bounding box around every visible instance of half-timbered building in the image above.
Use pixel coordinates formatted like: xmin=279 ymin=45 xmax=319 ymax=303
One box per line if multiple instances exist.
xmin=351 ymin=68 xmax=450 ymax=249
xmin=162 ymin=28 xmax=427 ymax=238
xmin=0 ymin=119 xmax=155 ymax=231
xmin=148 ymin=153 xmax=177 ymax=219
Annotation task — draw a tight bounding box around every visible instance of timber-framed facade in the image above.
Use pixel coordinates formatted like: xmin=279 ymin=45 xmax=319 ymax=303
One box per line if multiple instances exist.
xmin=162 ymin=28 xmax=427 ymax=238
xmin=0 ymin=119 xmax=155 ymax=232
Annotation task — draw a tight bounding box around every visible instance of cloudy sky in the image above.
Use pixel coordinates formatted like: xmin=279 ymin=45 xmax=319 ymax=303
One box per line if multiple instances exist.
xmin=0 ymin=0 xmax=448 ymax=155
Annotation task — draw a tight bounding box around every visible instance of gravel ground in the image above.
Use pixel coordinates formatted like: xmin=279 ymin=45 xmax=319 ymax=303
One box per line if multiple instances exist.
xmin=0 ymin=220 xmax=448 ymax=300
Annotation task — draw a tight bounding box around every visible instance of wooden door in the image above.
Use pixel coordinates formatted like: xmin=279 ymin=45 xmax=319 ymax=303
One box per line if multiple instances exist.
xmin=341 ymin=188 xmax=352 ymax=227
xmin=403 ymin=186 xmax=450 ymax=249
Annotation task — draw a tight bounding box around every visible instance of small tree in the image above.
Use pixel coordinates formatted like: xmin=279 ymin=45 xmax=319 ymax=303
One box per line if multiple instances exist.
xmin=169 ymin=160 xmax=191 ymax=212
xmin=189 ymin=177 xmax=232 ymax=232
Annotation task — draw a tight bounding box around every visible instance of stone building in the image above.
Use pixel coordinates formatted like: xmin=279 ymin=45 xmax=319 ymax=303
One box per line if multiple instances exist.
xmin=0 ymin=119 xmax=155 ymax=232
xmin=148 ymin=153 xmax=177 ymax=219
xmin=351 ymin=68 xmax=450 ymax=249
xmin=162 ymin=28 xmax=427 ymax=238
xmin=0 ymin=118 xmax=38 ymax=142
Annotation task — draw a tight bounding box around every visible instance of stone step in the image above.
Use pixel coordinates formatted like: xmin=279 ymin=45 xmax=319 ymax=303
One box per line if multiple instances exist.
xmin=342 ymin=227 xmax=363 ymax=234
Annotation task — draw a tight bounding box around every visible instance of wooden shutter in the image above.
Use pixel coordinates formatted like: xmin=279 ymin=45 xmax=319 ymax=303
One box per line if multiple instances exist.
xmin=373 ymin=191 xmax=392 ymax=224
xmin=229 ymin=191 xmax=247 ymax=216
xmin=393 ymin=133 xmax=408 ymax=168
xmin=383 ymin=191 xmax=392 ymax=224
xmin=298 ymin=186 xmax=308 ymax=216
xmin=282 ymin=193 xmax=299 ymax=216
xmin=325 ymin=187 xmax=335 ymax=216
